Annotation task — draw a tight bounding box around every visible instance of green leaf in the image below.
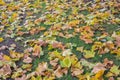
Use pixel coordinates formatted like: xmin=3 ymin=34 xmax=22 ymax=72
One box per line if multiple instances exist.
xmin=83 ymin=50 xmax=95 ymax=59
xmin=110 ymin=65 xmax=120 ymax=75
xmin=60 ymin=57 xmax=71 ymax=68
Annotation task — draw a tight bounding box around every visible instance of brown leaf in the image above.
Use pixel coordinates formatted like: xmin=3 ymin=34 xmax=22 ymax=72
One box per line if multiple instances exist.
xmin=36 ymin=62 xmax=48 ymax=75
xmin=50 ymin=58 xmax=59 ymax=67
xmin=23 ymin=56 xmax=32 ymax=63
xmin=52 ymin=42 xmax=65 ymax=50
xmin=29 ymin=28 xmax=37 ymax=35
xmin=32 ymin=44 xmax=40 ymax=57
xmin=15 ymin=75 xmax=26 ymax=80
xmin=71 ymin=68 xmax=83 ymax=76
xmin=106 ymin=41 xmax=115 ymax=50
xmin=115 ymin=36 xmax=120 ymax=47
xmin=92 ymin=63 xmax=106 ymax=73
xmin=54 ymin=66 xmax=63 ymax=78
xmin=103 ymin=58 xmax=113 ymax=69
xmin=0 ymin=65 xmax=12 ymax=76
xmin=37 ymin=39 xmax=47 ymax=46
xmin=108 ymin=77 xmax=115 ymax=80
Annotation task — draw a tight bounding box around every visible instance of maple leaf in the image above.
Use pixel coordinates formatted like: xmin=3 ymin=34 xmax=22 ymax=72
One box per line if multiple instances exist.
xmin=110 ymin=65 xmax=120 ymax=76
xmin=83 ymin=49 xmax=95 ymax=59
xmin=92 ymin=63 xmax=106 ymax=74
xmin=60 ymin=56 xmax=71 ymax=68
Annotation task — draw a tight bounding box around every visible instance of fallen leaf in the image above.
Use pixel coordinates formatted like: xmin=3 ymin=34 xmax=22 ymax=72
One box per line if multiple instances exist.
xmin=0 ymin=64 xmax=12 ymax=76
xmin=3 ymin=55 xmax=11 ymax=61
xmin=15 ymin=75 xmax=26 ymax=80
xmin=110 ymin=65 xmax=120 ymax=76
xmin=36 ymin=62 xmax=48 ymax=75
xmin=23 ymin=56 xmax=32 ymax=63
xmin=83 ymin=49 xmax=95 ymax=58
xmin=0 ymin=37 xmax=4 ymax=42
xmin=62 ymin=49 xmax=72 ymax=56
xmin=32 ymin=44 xmax=40 ymax=57
xmin=71 ymin=68 xmax=83 ymax=76
xmin=92 ymin=63 xmax=106 ymax=73
xmin=60 ymin=57 xmax=71 ymax=68
xmin=50 ymin=58 xmax=59 ymax=67
xmin=95 ymin=70 xmax=104 ymax=79
xmin=103 ymin=58 xmax=113 ymax=69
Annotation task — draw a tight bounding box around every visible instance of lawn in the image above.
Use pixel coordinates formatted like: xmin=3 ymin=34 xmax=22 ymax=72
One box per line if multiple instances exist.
xmin=0 ymin=0 xmax=120 ymax=80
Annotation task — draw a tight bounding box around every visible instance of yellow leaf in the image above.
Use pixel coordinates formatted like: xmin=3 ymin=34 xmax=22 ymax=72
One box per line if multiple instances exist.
xmin=12 ymin=13 xmax=18 ymax=19
xmin=0 ymin=37 xmax=4 ymax=42
xmin=0 ymin=0 xmax=5 ymax=5
xmin=1 ymin=12 xmax=7 ymax=19
xmin=68 ymin=20 xmax=79 ymax=27
xmin=95 ymin=70 xmax=104 ymax=79
xmin=31 ymin=76 xmax=36 ymax=80
xmin=3 ymin=55 xmax=11 ymax=61
xmin=23 ymin=0 xmax=28 ymax=4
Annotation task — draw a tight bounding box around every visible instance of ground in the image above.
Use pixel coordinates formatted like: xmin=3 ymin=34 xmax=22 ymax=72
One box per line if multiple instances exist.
xmin=0 ymin=0 xmax=120 ymax=80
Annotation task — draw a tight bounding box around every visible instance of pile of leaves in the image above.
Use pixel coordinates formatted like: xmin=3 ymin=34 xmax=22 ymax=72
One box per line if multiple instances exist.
xmin=0 ymin=0 xmax=120 ymax=80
